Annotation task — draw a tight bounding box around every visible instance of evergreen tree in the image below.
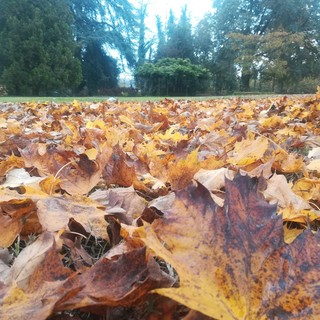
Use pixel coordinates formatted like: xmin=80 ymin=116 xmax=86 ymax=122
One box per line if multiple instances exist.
xmin=0 ymin=0 xmax=82 ymax=95
xmin=158 ymin=7 xmax=195 ymax=60
xmin=166 ymin=10 xmax=176 ymax=44
xmin=82 ymin=41 xmax=119 ymax=95
xmin=173 ymin=6 xmax=194 ymax=60
xmin=194 ymin=13 xmax=215 ymax=66
xmin=71 ymin=0 xmax=137 ymax=94
xmin=155 ymin=15 xmax=166 ymax=60
xmin=137 ymin=3 xmax=153 ymax=66
xmin=135 ymin=58 xmax=209 ymax=96
xmin=72 ymin=0 xmax=137 ymax=66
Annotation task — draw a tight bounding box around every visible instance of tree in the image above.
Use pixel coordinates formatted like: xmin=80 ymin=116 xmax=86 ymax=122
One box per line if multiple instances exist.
xmin=137 ymin=3 xmax=153 ymax=66
xmin=135 ymin=58 xmax=210 ymax=96
xmin=194 ymin=12 xmax=238 ymax=94
xmin=194 ymin=13 xmax=215 ymax=67
xmin=72 ymin=0 xmax=137 ymax=67
xmin=0 ymin=0 xmax=82 ymax=95
xmin=82 ymin=41 xmax=119 ymax=95
xmin=155 ymin=15 xmax=166 ymax=60
xmin=162 ymin=7 xmax=195 ymax=60
xmin=210 ymin=0 xmax=320 ymax=93
xmin=71 ymin=0 xmax=137 ymax=94
xmin=166 ymin=10 xmax=176 ymax=45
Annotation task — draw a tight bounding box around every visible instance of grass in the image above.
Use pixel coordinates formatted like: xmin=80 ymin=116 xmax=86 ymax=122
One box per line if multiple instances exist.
xmin=0 ymin=93 xmax=297 ymax=104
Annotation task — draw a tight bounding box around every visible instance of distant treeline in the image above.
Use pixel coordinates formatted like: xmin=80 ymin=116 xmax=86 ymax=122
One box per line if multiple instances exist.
xmin=0 ymin=0 xmax=319 ymax=96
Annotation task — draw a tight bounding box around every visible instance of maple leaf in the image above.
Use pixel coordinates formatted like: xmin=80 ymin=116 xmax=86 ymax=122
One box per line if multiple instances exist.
xmin=135 ymin=174 xmax=320 ymax=319
xmin=156 ymin=127 xmax=189 ymax=145
xmin=227 ymin=136 xmax=269 ymax=167
xmin=36 ymin=196 xmax=109 ymax=239
xmin=1 ymin=168 xmax=44 ymax=188
xmin=0 ymin=155 xmax=25 ymax=176
xmin=20 ymin=143 xmax=112 ymax=195
xmin=273 ymin=149 xmax=304 ymax=173
xmin=55 ymin=245 xmax=174 ymax=312
xmin=103 ymin=144 xmax=146 ymax=191
xmin=90 ymin=186 xmax=147 ymax=224
xmin=306 ymin=159 xmax=320 ymax=174
xmin=0 ymin=232 xmax=75 ymax=320
xmin=293 ymin=178 xmax=320 ymax=202
xmin=168 ymin=148 xmax=200 ymax=190
xmin=0 ymin=198 xmax=37 ymax=247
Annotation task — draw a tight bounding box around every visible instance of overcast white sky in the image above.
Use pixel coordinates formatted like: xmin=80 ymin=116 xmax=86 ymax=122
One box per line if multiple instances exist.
xmin=140 ymin=0 xmax=214 ymax=31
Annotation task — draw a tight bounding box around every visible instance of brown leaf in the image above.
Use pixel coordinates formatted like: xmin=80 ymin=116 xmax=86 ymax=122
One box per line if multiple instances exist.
xmin=59 ymin=145 xmax=112 ymax=195
xmin=103 ymin=144 xmax=146 ymax=190
xmin=91 ymin=186 xmax=147 ymax=224
xmin=0 ymin=198 xmax=37 ymax=247
xmin=137 ymin=174 xmax=320 ymax=319
xmin=20 ymin=143 xmax=112 ymax=195
xmin=6 ymin=232 xmax=55 ymax=288
xmin=0 ymin=233 xmax=76 ymax=320
xmin=55 ymin=246 xmax=174 ymax=311
xmin=36 ymin=196 xmax=108 ymax=239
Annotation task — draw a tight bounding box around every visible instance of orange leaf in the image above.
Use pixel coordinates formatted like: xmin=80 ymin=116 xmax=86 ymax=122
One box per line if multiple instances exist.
xmin=168 ymin=148 xmax=200 ymax=190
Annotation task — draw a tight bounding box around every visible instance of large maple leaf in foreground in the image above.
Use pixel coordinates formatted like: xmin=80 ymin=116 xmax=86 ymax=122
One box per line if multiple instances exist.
xmin=136 ymin=174 xmax=320 ymax=319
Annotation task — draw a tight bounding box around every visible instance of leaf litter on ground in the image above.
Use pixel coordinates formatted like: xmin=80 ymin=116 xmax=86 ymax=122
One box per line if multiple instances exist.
xmin=0 ymin=91 xmax=319 ymax=319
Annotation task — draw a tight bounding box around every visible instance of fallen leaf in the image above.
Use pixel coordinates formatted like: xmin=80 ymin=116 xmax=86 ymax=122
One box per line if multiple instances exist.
xmin=136 ymin=174 xmax=320 ymax=319
xmin=228 ymin=136 xmax=269 ymax=166
xmin=56 ymin=246 xmax=174 ymax=311
xmin=264 ymin=174 xmax=310 ymax=211
xmin=168 ymin=149 xmax=200 ymax=190
xmin=307 ymin=159 xmax=320 ymax=173
xmin=36 ymin=196 xmax=108 ymax=239
xmin=193 ymin=167 xmax=229 ymax=191
xmin=103 ymin=144 xmax=146 ymax=191
xmin=6 ymin=232 xmax=55 ymax=288
xmin=0 ymin=237 xmax=76 ymax=320
xmin=0 ymin=155 xmax=25 ymax=176
xmin=1 ymin=168 xmax=44 ymax=188
xmin=0 ymin=198 xmax=37 ymax=247
xmin=293 ymin=178 xmax=320 ymax=202
xmin=273 ymin=149 xmax=304 ymax=173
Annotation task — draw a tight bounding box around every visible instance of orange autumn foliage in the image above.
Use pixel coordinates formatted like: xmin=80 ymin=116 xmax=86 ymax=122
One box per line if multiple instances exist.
xmin=0 ymin=92 xmax=319 ymax=319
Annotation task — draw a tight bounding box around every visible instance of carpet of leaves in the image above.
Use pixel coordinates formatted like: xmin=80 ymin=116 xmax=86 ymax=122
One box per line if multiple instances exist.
xmin=0 ymin=92 xmax=319 ymax=320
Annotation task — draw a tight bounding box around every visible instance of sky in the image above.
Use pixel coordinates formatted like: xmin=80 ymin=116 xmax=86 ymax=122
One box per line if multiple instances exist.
xmin=141 ymin=0 xmax=214 ymax=31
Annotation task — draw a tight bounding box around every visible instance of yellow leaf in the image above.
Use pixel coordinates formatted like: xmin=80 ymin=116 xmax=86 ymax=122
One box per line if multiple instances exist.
xmin=156 ymin=127 xmax=188 ymax=144
xmin=168 ymin=148 xmax=200 ymax=190
xmin=307 ymin=159 xmax=320 ymax=173
xmin=119 ymin=114 xmax=135 ymax=127
xmin=273 ymin=149 xmax=304 ymax=173
xmin=293 ymin=178 xmax=320 ymax=201
xmin=135 ymin=175 xmax=320 ymax=319
xmin=85 ymin=119 xmax=106 ymax=129
xmin=84 ymin=148 xmax=98 ymax=161
xmin=228 ymin=136 xmax=269 ymax=166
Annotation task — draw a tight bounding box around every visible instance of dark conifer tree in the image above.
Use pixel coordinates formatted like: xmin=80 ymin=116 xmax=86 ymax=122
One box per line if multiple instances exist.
xmin=0 ymin=0 xmax=82 ymax=95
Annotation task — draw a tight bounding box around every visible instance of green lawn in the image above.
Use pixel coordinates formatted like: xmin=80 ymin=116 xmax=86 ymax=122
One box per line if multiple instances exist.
xmin=0 ymin=96 xmax=214 ymax=103
xmin=0 ymin=93 xmax=310 ymax=104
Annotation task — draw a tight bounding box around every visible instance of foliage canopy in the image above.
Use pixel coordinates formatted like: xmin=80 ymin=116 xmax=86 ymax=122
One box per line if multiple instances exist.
xmin=0 ymin=0 xmax=82 ymax=95
xmin=135 ymin=58 xmax=209 ymax=96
